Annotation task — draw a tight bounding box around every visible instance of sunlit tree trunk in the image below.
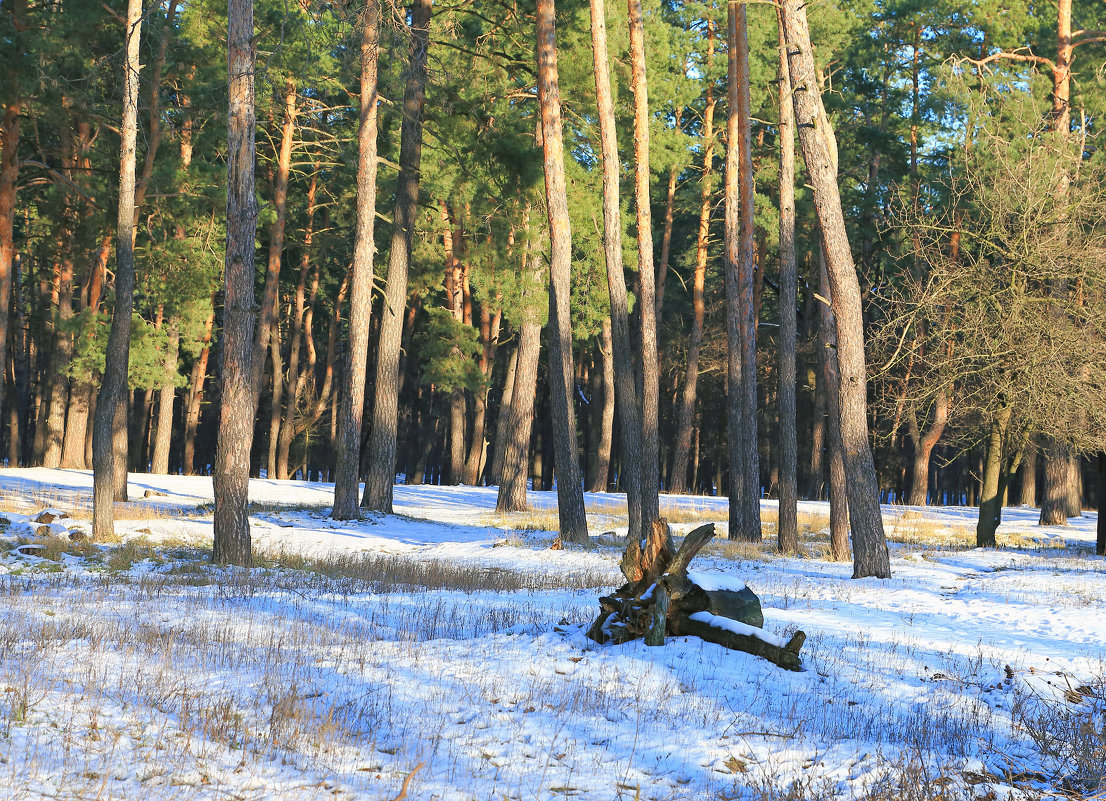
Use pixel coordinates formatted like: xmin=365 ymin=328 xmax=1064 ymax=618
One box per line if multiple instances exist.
xmin=331 ymin=0 xmax=381 ymax=518
xmin=781 ymin=0 xmax=888 ymax=577
xmin=591 ymin=318 xmax=615 ymax=492
xmin=724 ymin=0 xmax=760 ymax=541
xmin=93 ymin=0 xmax=142 ymax=539
xmin=362 ymin=0 xmax=429 ymax=512
xmin=589 ymin=0 xmax=643 ymax=546
xmin=182 ymin=308 xmax=214 ymax=475
xmin=212 ymin=0 xmax=259 ymax=564
xmin=151 ymin=324 xmax=179 ymax=474
xmin=536 ymin=0 xmax=588 ymax=544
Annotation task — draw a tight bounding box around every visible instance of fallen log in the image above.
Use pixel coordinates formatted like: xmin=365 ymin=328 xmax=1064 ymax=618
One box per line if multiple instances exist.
xmin=587 ymin=522 xmax=806 ymax=671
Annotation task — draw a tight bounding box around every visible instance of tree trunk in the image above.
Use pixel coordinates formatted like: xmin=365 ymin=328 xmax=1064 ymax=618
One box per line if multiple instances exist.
xmin=1039 ymin=442 xmax=1073 ymax=525
xmin=250 ymin=77 xmax=296 ymax=405
xmin=151 ymin=324 xmax=179 ymax=474
xmin=819 ymin=252 xmax=850 ymax=561
xmin=589 ymin=0 xmax=644 ymax=545
xmin=654 ymin=165 xmax=679 ymax=321
xmin=906 ymin=391 xmax=948 ymax=506
xmin=496 ymin=257 xmax=542 ymax=513
xmin=976 ymin=409 xmax=1010 ymax=548
xmin=1096 ymin=452 xmax=1104 ymax=556
xmin=670 ymin=18 xmax=715 ymax=497
xmin=266 ymin=316 xmax=283 ymax=477
xmin=60 ymin=382 xmax=92 ymax=469
xmin=93 ymin=0 xmax=141 ymax=539
xmin=724 ymin=0 xmax=760 ymax=541
xmin=331 ymin=0 xmax=381 ymax=518
xmin=212 ymin=0 xmax=258 ymax=565
xmin=489 ymin=340 xmax=518 ymax=485
xmin=536 ymin=0 xmax=588 ymax=544
xmin=776 ymin=7 xmax=798 ymax=554
xmin=182 ymin=308 xmax=214 ymax=475
xmin=463 ymin=306 xmax=499 ymax=485
xmin=781 ymin=0 xmax=888 ymax=578
xmin=1018 ymin=440 xmax=1037 ymax=507
xmin=0 ymin=94 xmax=20 ymax=430
xmin=591 ymin=318 xmax=615 ymax=492
xmin=626 ymin=0 xmax=660 ymax=536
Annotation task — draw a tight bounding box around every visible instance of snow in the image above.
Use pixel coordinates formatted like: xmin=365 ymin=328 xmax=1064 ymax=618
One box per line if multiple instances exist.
xmin=685 ymin=569 xmax=747 ymax=593
xmin=0 ymin=467 xmax=1103 ymax=800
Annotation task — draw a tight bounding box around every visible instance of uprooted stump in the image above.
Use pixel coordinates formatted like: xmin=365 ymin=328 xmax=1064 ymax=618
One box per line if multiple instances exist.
xmin=586 ymin=522 xmax=806 ymax=671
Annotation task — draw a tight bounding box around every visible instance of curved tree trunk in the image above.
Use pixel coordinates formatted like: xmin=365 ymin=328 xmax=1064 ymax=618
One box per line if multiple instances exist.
xmin=92 ymin=0 xmax=141 ymax=539
xmin=212 ymin=0 xmax=258 ymax=565
xmin=536 ymin=0 xmax=588 ymax=544
xmin=781 ymin=0 xmax=888 ymax=577
xmin=905 ymin=391 xmax=948 ymax=506
xmin=331 ymin=0 xmax=381 ymax=519
xmin=360 ymin=0 xmax=431 ymax=505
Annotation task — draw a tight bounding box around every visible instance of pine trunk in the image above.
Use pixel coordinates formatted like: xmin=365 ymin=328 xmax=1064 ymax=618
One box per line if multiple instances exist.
xmin=724 ymin=0 xmax=760 ymax=541
xmin=489 ymin=341 xmax=519 ymax=485
xmin=591 ymin=318 xmax=615 ymax=492
xmin=776 ymin=7 xmax=798 ymax=554
xmin=212 ymin=0 xmax=259 ymax=565
xmin=781 ymin=0 xmax=888 ymax=578
xmin=331 ymin=0 xmax=381 ymax=518
xmin=819 ymin=254 xmax=850 ymax=561
xmin=60 ymin=382 xmax=91 ymax=469
xmin=182 ymin=310 xmax=213 ymax=475
xmin=536 ymin=0 xmax=588 ymax=544
xmin=0 ymin=93 xmax=20 ymax=426
xmin=626 ymin=0 xmax=660 ymax=534
xmin=92 ymin=0 xmax=142 ymax=539
xmin=1018 ymin=441 xmax=1037 ymax=507
xmin=1096 ymin=453 xmax=1104 ymax=556
xmin=670 ymin=19 xmax=715 ymax=497
xmin=588 ymin=0 xmax=644 ymax=545
xmin=496 ymin=262 xmax=542 ymax=513
xmin=151 ymin=324 xmax=179 ymax=474
xmin=266 ymin=317 xmax=282 ymax=477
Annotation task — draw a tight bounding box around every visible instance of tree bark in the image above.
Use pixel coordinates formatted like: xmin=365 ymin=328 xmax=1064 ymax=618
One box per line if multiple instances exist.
xmin=182 ymin=308 xmax=214 ymax=474
xmin=905 ymin=392 xmax=948 ymax=506
xmin=0 ymin=94 xmax=21 ymax=432
xmin=496 ymin=257 xmax=542 ymax=513
xmin=776 ymin=7 xmax=798 ymax=554
xmin=464 ymin=305 xmax=499 ymax=485
xmin=626 ymin=0 xmax=660 ymax=534
xmin=724 ymin=0 xmax=760 ymax=541
xmin=1018 ymin=440 xmax=1037 ymax=507
xmin=591 ymin=318 xmax=615 ymax=492
xmin=781 ymin=0 xmax=889 ymax=577
xmin=1096 ymin=452 xmax=1104 ymax=556
xmin=212 ymin=0 xmax=259 ymax=565
xmin=92 ymin=0 xmax=142 ymax=539
xmin=654 ymin=165 xmax=679 ymax=321
xmin=1040 ymin=442 xmax=1073 ymax=525
xmin=536 ymin=0 xmax=588 ymax=544
xmin=976 ymin=409 xmax=1010 ymax=548
xmin=819 ymin=252 xmax=850 ymax=561
xmin=670 ymin=18 xmax=716 ymax=497
xmin=489 ymin=340 xmax=518 ymax=485
xmin=60 ymin=382 xmax=92 ymax=469
xmin=250 ymin=77 xmax=296 ymax=405
xmin=151 ymin=324 xmax=179 ymax=474
xmin=589 ymin=0 xmax=644 ymax=546
xmin=331 ymin=0 xmax=381 ymax=518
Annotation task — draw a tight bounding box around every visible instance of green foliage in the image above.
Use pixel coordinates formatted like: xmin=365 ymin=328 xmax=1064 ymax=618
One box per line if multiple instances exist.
xmin=414 ymin=307 xmax=486 ymax=393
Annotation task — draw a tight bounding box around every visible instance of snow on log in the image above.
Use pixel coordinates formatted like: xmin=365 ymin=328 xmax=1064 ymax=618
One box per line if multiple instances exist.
xmin=586 ymin=522 xmax=807 ymax=670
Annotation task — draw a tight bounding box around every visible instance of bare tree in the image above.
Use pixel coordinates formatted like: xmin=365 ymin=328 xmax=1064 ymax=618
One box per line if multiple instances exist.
xmin=91 ymin=0 xmax=142 ymax=539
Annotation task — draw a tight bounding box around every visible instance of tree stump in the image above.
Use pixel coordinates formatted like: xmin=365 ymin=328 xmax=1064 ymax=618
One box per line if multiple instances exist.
xmin=586 ymin=522 xmax=806 ymax=671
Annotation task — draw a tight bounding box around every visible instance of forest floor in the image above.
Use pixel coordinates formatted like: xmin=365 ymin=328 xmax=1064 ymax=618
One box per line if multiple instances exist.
xmin=0 ymin=467 xmax=1102 ymax=801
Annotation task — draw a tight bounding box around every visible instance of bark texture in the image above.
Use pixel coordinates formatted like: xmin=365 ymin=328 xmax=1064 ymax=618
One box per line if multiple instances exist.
xmin=724 ymin=0 xmax=760 ymax=541
xmin=536 ymin=0 xmax=588 ymax=544
xmin=331 ymin=0 xmax=381 ymax=519
xmin=92 ymin=0 xmax=142 ymax=539
xmin=362 ymin=0 xmax=429 ymax=513
xmin=781 ymin=0 xmax=889 ymax=577
xmin=212 ymin=0 xmax=258 ymax=565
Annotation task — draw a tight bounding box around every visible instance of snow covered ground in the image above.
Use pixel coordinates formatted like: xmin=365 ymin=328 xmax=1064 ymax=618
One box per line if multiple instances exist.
xmin=0 ymin=467 xmax=1102 ymax=800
